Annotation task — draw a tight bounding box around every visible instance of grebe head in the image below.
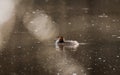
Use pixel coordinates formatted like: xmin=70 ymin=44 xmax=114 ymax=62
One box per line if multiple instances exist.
xmin=56 ymin=36 xmax=65 ymax=43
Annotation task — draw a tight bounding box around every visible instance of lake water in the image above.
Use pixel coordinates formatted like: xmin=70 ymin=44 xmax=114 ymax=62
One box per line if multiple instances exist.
xmin=0 ymin=0 xmax=120 ymax=75
xmin=0 ymin=31 xmax=120 ymax=75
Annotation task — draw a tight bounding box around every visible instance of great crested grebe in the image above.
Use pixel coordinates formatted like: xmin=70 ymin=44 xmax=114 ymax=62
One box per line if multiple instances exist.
xmin=55 ymin=36 xmax=79 ymax=46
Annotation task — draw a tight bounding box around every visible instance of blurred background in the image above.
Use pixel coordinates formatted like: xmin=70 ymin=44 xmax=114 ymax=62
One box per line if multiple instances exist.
xmin=0 ymin=0 xmax=120 ymax=75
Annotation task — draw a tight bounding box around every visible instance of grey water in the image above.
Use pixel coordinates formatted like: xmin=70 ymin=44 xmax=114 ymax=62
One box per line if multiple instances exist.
xmin=0 ymin=0 xmax=120 ymax=75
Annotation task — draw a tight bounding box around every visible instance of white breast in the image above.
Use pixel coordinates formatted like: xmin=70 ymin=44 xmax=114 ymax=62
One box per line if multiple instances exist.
xmin=55 ymin=40 xmax=79 ymax=50
xmin=56 ymin=40 xmax=79 ymax=46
